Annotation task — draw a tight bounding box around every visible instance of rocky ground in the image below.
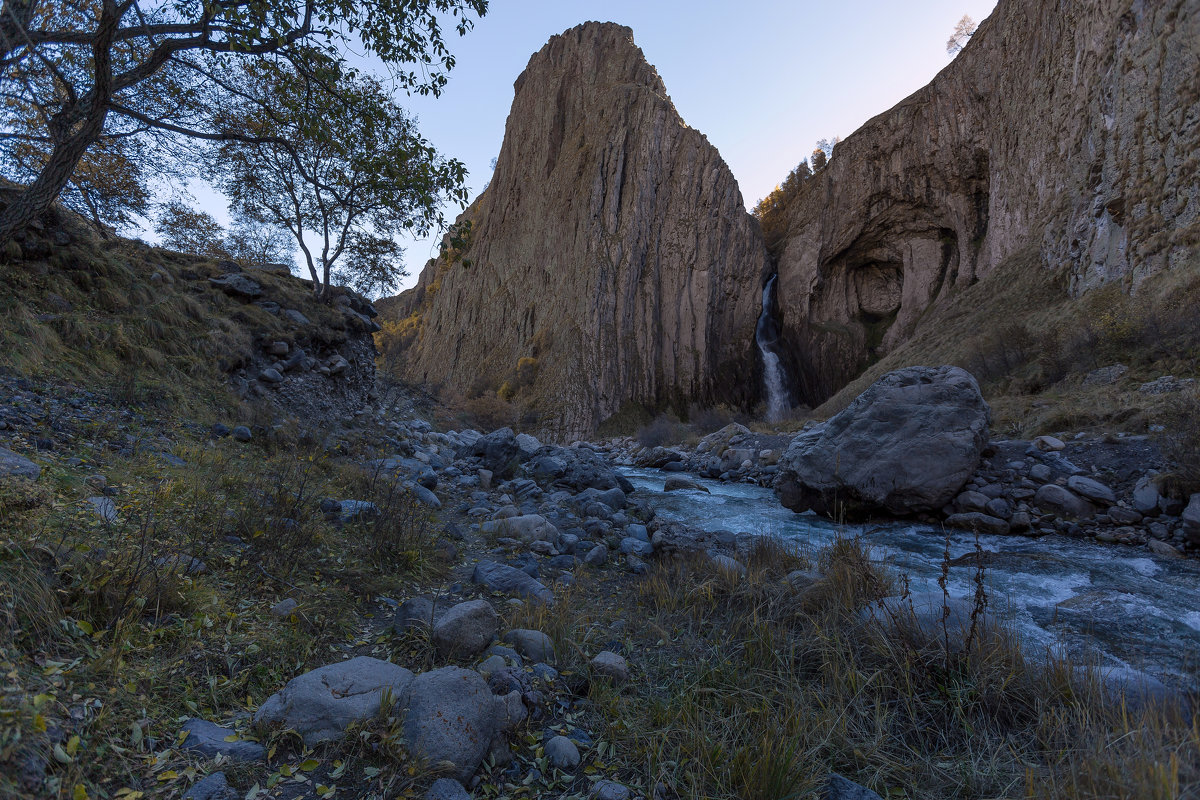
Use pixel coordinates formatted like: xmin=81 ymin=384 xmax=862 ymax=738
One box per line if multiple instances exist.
xmin=2 ymin=364 xmax=1198 ymax=800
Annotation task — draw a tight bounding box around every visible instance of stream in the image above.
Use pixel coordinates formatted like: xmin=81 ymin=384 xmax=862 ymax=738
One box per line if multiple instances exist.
xmin=623 ymin=467 xmax=1200 ymax=689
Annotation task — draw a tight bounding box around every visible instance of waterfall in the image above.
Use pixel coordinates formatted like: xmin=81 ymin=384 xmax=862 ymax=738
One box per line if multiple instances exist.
xmin=756 ymin=275 xmax=789 ymax=423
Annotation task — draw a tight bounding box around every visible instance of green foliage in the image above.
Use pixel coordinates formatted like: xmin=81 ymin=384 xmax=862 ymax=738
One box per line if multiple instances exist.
xmin=0 ymin=0 xmax=488 ymax=242
xmin=155 ymin=201 xmax=230 ymax=259
xmin=212 ymin=61 xmax=469 ymax=297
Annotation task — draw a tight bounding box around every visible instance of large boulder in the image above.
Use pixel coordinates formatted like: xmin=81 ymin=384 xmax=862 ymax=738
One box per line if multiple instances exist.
xmin=457 ymin=427 xmax=522 ymax=474
xmin=254 ymin=657 xmax=414 ymax=745
xmin=774 ymin=366 xmax=990 ymax=518
xmin=402 ymin=667 xmax=499 ymax=782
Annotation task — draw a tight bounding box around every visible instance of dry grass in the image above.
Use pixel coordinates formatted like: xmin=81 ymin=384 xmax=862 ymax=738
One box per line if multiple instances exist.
xmin=0 ymin=433 xmax=443 ymax=799
xmin=505 ymin=537 xmax=1199 ymax=800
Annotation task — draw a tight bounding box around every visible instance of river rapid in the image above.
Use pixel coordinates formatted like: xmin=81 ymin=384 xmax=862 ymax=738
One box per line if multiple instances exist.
xmin=623 ymin=467 xmax=1200 ymax=689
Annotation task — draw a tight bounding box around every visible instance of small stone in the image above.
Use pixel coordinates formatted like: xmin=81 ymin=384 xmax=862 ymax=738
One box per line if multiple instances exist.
xmin=589 ymin=780 xmax=632 ymax=800
xmin=180 ymin=718 xmax=265 ymax=762
xmin=545 ymin=735 xmax=581 ymax=769
xmin=183 ymin=772 xmax=238 ymax=800
xmin=87 ymin=496 xmax=117 ymax=522
xmin=231 ymin=426 xmax=252 ymax=442
xmin=1029 ymin=463 xmax=1053 ymax=482
xmin=945 ymin=512 xmax=1009 ymax=536
xmin=710 ymin=553 xmax=747 ymax=577
xmin=502 ymin=629 xmax=555 ymax=663
xmin=825 ymin=772 xmax=885 ymax=800
xmin=258 ymin=368 xmax=283 ymax=385
xmin=426 ymin=778 xmax=472 ymax=800
xmin=1147 ymin=539 xmax=1181 ymax=558
xmin=270 ymin=598 xmax=298 ymax=618
xmin=1066 ymin=476 xmax=1116 ymax=506
xmin=590 ymin=651 xmax=629 ymax=683
xmin=584 ymin=544 xmax=608 ymax=567
xmin=1033 ymin=435 xmax=1066 ymax=452
xmin=269 ymin=341 xmax=289 ymax=357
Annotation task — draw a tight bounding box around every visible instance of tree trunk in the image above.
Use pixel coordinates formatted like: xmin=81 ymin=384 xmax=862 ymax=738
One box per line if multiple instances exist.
xmin=0 ymin=122 xmax=107 ymax=242
xmin=0 ymin=0 xmax=118 ymax=244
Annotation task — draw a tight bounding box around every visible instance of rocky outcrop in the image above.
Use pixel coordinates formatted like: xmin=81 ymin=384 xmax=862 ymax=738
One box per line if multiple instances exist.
xmin=775 ymin=0 xmax=1200 ymax=404
xmin=385 ymin=22 xmax=769 ymax=440
xmin=773 ymin=366 xmax=991 ymax=518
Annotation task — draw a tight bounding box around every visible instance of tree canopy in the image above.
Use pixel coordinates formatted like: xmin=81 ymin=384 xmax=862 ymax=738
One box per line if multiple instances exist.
xmin=209 ymin=60 xmax=466 ymax=297
xmin=0 ymin=0 xmax=488 ymax=242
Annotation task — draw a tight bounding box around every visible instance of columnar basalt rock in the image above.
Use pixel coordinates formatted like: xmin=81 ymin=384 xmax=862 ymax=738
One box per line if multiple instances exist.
xmin=384 ymin=22 xmax=769 ymax=440
xmin=774 ymin=0 xmax=1200 ymax=404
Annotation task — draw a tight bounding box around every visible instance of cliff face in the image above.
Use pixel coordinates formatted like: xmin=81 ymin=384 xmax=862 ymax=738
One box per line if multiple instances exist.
xmin=389 ymin=22 xmax=769 ymax=440
xmin=776 ymin=0 xmax=1200 ymax=404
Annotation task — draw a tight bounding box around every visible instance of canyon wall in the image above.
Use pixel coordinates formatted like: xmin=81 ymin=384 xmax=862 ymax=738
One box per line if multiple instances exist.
xmin=776 ymin=0 xmax=1200 ymax=403
xmin=387 ymin=22 xmax=769 ymax=440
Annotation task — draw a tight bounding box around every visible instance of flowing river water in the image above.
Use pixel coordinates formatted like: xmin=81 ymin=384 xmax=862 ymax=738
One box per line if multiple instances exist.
xmin=623 ymin=467 xmax=1200 ymax=689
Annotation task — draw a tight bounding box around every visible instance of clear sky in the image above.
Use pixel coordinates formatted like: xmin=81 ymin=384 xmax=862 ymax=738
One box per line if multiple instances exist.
xmin=186 ymin=0 xmax=999 ymax=292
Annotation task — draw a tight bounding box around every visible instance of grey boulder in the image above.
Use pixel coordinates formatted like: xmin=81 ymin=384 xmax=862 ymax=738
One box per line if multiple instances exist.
xmin=403 ymin=667 xmax=499 ymax=782
xmin=1033 ymin=484 xmax=1096 ymax=519
xmin=825 ymin=773 xmax=884 ymax=800
xmin=472 ymin=561 xmax=554 ymax=603
xmin=432 ymin=599 xmax=499 ymax=658
xmin=480 ymin=514 xmax=560 ymax=544
xmin=183 ymin=772 xmax=237 ymax=800
xmin=0 ymin=447 xmax=40 ymax=480
xmin=254 ymin=656 xmax=414 ymax=745
xmin=426 ymin=778 xmax=472 ymax=800
xmin=502 ymin=629 xmax=555 ymax=663
xmin=180 ymin=718 xmax=264 ymax=762
xmin=545 ymin=734 xmax=581 ymax=769
xmin=774 ymin=366 xmax=990 ymax=518
xmin=589 ymin=650 xmax=629 ymax=683
xmin=1066 ymin=476 xmax=1116 ymax=506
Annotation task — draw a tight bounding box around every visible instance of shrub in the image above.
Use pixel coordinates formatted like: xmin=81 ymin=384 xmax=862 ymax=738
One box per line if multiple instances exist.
xmin=636 ymin=414 xmax=686 ymax=448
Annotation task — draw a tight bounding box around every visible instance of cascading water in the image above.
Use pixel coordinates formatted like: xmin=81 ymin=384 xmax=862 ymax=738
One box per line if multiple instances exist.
xmin=756 ymin=275 xmax=789 ymax=422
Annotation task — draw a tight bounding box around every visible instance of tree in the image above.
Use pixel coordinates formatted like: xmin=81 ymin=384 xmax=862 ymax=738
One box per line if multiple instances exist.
xmin=225 ymin=212 xmax=295 ymax=269
xmin=212 ymin=61 xmax=468 ymax=298
xmin=155 ymin=200 xmax=228 ymax=258
xmin=0 ymin=0 xmax=488 ymax=243
xmin=946 ymin=14 xmax=977 ymax=55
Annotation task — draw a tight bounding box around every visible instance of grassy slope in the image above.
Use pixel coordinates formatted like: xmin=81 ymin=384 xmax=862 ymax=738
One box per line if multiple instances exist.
xmin=0 ymin=206 xmax=364 ymax=423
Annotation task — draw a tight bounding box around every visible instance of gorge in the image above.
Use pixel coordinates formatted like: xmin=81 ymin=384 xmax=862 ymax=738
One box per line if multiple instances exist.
xmin=382 ymin=0 xmax=1200 ymax=436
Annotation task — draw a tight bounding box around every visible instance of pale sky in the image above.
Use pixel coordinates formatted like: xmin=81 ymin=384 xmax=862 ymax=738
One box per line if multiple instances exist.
xmin=186 ymin=0 xmax=999 ymax=292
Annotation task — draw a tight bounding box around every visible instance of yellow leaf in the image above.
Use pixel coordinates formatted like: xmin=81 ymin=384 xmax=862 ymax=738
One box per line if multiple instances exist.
xmin=73 ymin=784 xmax=88 ymax=800
xmin=33 ymin=713 xmax=46 ymax=733
xmin=66 ymin=735 xmax=80 ymax=756
xmin=157 ymin=770 xmax=178 ymax=782
xmin=223 ymin=734 xmax=240 ymax=742
xmin=298 ymin=759 xmax=319 ymax=771
xmin=115 ymin=790 xmax=144 ymax=799
xmin=76 ymin=620 xmax=94 ymax=635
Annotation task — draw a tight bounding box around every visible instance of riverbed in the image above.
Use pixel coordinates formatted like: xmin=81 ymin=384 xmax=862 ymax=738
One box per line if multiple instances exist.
xmin=623 ymin=467 xmax=1200 ymax=689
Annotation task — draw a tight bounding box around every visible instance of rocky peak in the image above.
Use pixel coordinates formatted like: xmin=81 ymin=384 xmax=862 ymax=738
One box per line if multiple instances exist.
xmin=386 ymin=21 xmax=769 ymax=440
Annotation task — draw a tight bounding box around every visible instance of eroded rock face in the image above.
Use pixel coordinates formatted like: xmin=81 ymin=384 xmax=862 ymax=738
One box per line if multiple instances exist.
xmin=775 ymin=0 xmax=1200 ymax=404
xmin=773 ymin=366 xmax=991 ymax=518
xmin=385 ymin=22 xmax=769 ymax=440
